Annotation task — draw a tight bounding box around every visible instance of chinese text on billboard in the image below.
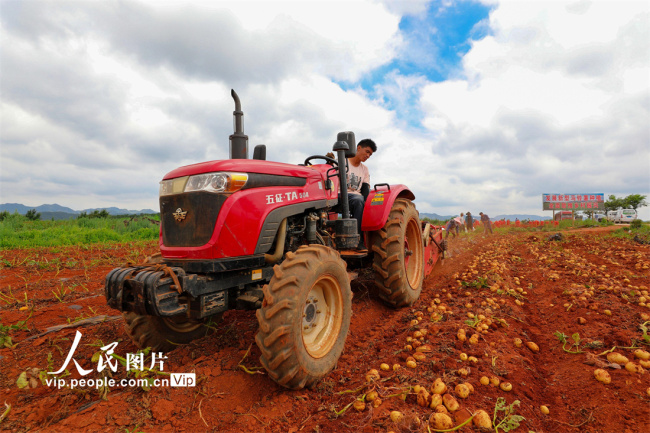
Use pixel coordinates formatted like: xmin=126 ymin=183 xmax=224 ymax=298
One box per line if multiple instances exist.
xmin=542 ymin=194 xmax=605 ymax=210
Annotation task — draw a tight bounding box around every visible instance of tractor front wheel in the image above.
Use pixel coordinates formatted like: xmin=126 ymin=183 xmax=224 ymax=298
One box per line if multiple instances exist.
xmin=123 ymin=312 xmax=214 ymax=352
xmin=255 ymin=245 xmax=352 ymax=390
xmin=372 ymin=198 xmax=425 ymax=307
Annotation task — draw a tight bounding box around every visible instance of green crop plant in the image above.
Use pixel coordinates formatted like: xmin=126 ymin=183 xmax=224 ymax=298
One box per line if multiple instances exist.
xmin=464 ymin=314 xmax=481 ymax=328
xmin=497 ymin=287 xmax=526 ymax=300
xmin=493 ymin=397 xmax=525 ymax=432
xmin=52 ymin=283 xmax=72 ymax=303
xmin=38 ymin=352 xmax=71 ymax=385
xmin=0 ymin=402 xmax=11 ymax=424
xmin=461 ymin=276 xmax=490 ymax=289
xmin=0 ymin=285 xmax=18 ymax=305
xmin=639 ymin=321 xmax=650 ymax=345
xmin=1 ymin=310 xmax=32 ymax=348
xmin=554 ymin=331 xmax=583 ymax=354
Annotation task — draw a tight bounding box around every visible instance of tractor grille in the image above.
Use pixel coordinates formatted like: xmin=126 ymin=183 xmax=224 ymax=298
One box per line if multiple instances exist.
xmin=160 ymin=192 xmax=227 ymax=247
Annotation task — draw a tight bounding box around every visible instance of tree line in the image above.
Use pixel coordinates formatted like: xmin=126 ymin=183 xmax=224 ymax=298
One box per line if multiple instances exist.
xmin=0 ymin=210 xmax=42 ymax=221
xmin=1 ymin=209 xmax=112 ymax=221
xmin=604 ymin=194 xmax=647 ymax=213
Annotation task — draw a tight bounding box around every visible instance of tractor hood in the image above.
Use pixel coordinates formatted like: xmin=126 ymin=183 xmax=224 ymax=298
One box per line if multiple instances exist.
xmin=163 ymin=159 xmax=320 ymax=180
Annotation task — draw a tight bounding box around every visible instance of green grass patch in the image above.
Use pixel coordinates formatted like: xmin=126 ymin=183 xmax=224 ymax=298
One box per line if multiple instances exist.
xmin=608 ymin=221 xmax=650 ymax=243
xmin=493 ymin=218 xmax=612 ymax=234
xmin=0 ymin=213 xmax=160 ymax=249
xmin=421 ymin=217 xmax=446 ymax=226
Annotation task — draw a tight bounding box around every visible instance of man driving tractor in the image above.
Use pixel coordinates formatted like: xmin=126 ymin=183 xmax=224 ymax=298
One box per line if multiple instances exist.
xmin=345 ymin=138 xmax=377 ymax=252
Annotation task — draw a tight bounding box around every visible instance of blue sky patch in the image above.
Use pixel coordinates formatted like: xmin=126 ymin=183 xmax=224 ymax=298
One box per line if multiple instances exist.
xmin=339 ymin=0 xmax=494 ymax=128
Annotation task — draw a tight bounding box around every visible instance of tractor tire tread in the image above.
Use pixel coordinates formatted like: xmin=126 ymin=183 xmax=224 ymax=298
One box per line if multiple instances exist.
xmin=371 ymin=198 xmax=425 ymax=308
xmin=255 ymin=244 xmax=352 ymax=390
xmin=123 ymin=312 xmax=212 ymax=352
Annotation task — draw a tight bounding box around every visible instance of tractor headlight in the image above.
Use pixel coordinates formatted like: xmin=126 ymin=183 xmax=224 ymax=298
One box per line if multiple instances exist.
xmin=159 ymin=176 xmax=188 ymax=196
xmin=160 ymin=172 xmax=248 ymax=196
xmin=185 ymin=172 xmax=248 ymax=193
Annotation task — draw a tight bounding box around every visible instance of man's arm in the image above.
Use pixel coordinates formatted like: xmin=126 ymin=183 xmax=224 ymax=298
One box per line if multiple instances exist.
xmin=361 ymin=183 xmax=370 ymax=201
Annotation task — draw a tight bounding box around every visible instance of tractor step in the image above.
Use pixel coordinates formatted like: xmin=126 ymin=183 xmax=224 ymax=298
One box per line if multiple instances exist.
xmin=339 ymin=250 xmax=368 ymax=258
xmin=236 ymin=292 xmax=263 ymax=309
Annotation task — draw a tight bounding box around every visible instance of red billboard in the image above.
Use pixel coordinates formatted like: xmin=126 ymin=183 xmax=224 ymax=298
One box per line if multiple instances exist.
xmin=542 ymin=194 xmax=605 ymax=210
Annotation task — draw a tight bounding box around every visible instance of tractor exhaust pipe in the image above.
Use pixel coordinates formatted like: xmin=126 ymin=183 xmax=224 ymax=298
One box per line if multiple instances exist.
xmin=230 ymin=89 xmax=248 ymax=159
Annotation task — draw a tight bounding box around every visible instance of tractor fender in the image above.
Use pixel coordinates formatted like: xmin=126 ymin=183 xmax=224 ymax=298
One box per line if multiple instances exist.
xmin=361 ymin=184 xmax=416 ymax=232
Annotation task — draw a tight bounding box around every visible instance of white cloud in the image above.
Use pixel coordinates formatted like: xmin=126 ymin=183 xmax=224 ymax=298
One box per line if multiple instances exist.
xmin=418 ymin=0 xmax=650 ymax=220
xmin=93 ymin=0 xmax=402 ymax=83
xmin=230 ymin=0 xmax=402 ymax=80
xmin=1 ymin=0 xmax=648 ymax=223
xmin=379 ymin=0 xmax=430 ymax=16
xmin=0 ymin=0 xmax=403 ymax=211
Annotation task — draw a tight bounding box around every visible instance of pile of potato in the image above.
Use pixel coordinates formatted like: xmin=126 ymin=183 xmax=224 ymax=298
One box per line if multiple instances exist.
xmin=384 ymin=376 xmax=492 ymax=431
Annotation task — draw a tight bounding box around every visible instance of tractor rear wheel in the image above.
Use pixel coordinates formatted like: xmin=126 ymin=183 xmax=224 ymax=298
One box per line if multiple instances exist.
xmin=123 ymin=312 xmax=214 ymax=352
xmin=371 ymin=198 xmax=425 ymax=307
xmin=255 ymin=245 xmax=352 ymax=390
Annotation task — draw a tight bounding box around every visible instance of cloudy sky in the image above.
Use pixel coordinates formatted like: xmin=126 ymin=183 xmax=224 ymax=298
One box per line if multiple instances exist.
xmin=1 ymin=0 xmax=649 ymax=220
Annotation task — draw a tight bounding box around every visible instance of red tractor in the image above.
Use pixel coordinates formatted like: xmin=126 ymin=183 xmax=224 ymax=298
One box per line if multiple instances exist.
xmin=105 ymin=90 xmax=445 ymax=389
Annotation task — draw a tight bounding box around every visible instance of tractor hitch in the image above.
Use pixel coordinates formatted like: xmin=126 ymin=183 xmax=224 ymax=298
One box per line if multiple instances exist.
xmin=105 ymin=265 xmax=227 ymax=318
xmin=105 ymin=262 xmax=276 ymax=318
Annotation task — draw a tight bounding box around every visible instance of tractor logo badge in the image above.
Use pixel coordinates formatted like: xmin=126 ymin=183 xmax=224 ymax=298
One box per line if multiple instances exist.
xmin=173 ymin=208 xmax=187 ymax=222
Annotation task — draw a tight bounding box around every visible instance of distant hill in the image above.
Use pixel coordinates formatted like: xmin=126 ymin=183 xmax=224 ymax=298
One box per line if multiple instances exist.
xmin=80 ymin=207 xmax=157 ymax=215
xmin=1 ymin=203 xmax=74 ymax=215
xmin=1 ymin=203 xmax=157 ymax=219
xmin=420 ymin=213 xmax=453 ymax=221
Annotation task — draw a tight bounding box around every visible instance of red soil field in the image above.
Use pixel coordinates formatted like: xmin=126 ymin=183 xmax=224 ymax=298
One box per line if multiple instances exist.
xmin=1 ymin=226 xmax=649 ymax=433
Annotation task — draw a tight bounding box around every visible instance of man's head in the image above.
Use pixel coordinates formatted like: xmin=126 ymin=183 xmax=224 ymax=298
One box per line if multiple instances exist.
xmin=356 ymin=139 xmax=377 ymax=162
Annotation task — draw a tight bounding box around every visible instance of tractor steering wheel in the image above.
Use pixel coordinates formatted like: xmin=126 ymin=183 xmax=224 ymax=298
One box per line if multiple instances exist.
xmin=304 ymin=155 xmax=338 ymax=167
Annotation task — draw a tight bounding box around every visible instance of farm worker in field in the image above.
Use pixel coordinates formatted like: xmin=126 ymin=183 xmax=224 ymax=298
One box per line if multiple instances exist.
xmin=452 ymin=215 xmax=463 ymax=237
xmin=465 ymin=212 xmax=474 ymax=231
xmin=479 ymin=212 xmax=493 ymax=235
xmin=345 ymin=138 xmax=377 ymax=252
xmin=459 ymin=213 xmax=466 ymax=232
xmin=445 ymin=218 xmax=460 ymax=239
